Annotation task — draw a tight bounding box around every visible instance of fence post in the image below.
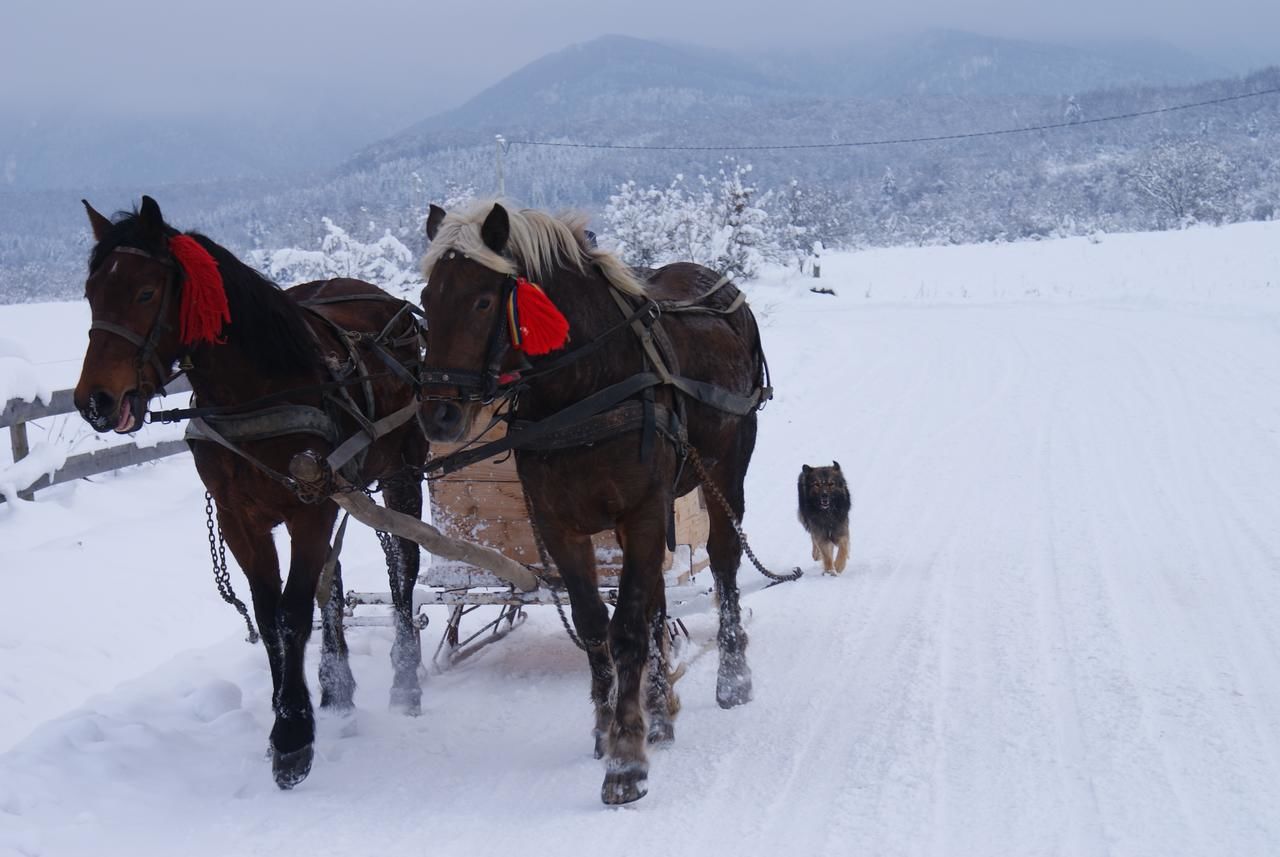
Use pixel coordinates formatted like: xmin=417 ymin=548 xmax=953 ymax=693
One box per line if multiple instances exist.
xmin=9 ymin=421 xmax=33 ymax=501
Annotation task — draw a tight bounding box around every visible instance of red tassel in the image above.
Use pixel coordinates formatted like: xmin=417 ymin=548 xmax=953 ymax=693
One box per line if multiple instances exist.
xmin=509 ymin=277 xmax=569 ymax=356
xmin=169 ymin=235 xmax=229 ymax=346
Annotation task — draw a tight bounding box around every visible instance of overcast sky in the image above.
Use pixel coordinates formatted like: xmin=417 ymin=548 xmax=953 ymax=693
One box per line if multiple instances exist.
xmin=3 ymin=0 xmax=1277 ymax=123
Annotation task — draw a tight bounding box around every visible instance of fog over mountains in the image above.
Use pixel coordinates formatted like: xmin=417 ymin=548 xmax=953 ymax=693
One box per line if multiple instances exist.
xmin=2 ymin=30 xmax=1276 ymax=302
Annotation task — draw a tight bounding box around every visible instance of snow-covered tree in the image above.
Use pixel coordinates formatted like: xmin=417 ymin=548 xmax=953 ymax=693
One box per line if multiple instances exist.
xmin=703 ymin=159 xmax=772 ymax=280
xmin=1130 ymin=140 xmax=1240 ymax=228
xmin=1064 ymin=95 xmax=1083 ymax=124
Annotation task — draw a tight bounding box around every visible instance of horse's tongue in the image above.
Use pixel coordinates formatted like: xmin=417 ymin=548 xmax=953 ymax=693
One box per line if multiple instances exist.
xmin=115 ymin=398 xmax=133 ymax=432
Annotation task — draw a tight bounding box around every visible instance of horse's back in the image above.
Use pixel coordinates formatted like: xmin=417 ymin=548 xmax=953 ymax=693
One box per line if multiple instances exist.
xmin=641 ymin=263 xmax=729 ymax=306
xmin=643 ymin=264 xmax=762 ymax=397
xmin=287 ymin=277 xmax=406 ymax=334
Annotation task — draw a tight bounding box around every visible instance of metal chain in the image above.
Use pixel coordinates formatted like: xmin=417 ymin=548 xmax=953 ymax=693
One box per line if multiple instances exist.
xmin=204 ymin=492 xmax=261 ymax=643
xmin=682 ymin=444 xmax=803 ymax=583
xmin=519 ymin=483 xmax=588 ymax=651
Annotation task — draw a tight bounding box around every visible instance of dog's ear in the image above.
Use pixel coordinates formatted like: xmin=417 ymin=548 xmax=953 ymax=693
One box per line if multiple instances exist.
xmin=802 ymin=464 xmax=812 ymax=474
xmin=832 ymin=460 xmax=841 ymax=471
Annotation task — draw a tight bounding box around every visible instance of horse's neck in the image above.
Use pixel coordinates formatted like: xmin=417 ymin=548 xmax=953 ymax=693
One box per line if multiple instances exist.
xmin=186 ymin=342 xmax=292 ymax=407
xmin=522 ymin=271 xmax=642 ymax=416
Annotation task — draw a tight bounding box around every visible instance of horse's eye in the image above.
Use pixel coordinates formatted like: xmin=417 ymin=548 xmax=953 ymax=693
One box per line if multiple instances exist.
xmin=475 ymin=297 xmax=493 ymax=311
xmin=137 ymin=289 xmax=156 ymax=304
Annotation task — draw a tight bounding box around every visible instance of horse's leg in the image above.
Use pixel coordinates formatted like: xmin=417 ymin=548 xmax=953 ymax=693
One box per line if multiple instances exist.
xmin=537 ymin=527 xmax=612 ymax=758
xmin=216 ymin=505 xmax=284 ymax=708
xmin=601 ymin=513 xmax=666 ymax=805
xmin=379 ymin=471 xmax=424 ymax=715
xmin=270 ymin=503 xmax=338 ymax=788
xmin=644 ymin=600 xmax=680 ymax=746
xmin=318 ymin=558 xmax=355 ymax=711
xmin=705 ymin=431 xmax=755 ymax=709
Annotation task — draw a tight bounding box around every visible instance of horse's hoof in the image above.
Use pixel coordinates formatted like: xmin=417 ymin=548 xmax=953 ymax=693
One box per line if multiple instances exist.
xmin=716 ymin=668 xmax=753 ymax=709
xmin=389 ymin=687 xmax=422 ymax=716
xmin=601 ymin=761 xmax=648 ymax=805
xmin=272 ymin=743 xmax=314 ymax=790
xmin=647 ymin=720 xmax=675 ymax=746
xmin=319 ymin=694 xmax=355 ymax=713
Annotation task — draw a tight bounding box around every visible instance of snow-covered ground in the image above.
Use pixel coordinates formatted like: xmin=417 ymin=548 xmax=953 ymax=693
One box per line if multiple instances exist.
xmin=3 ymin=223 xmax=1280 ymax=856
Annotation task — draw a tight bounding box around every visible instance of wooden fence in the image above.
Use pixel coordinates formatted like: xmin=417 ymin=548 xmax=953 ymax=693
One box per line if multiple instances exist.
xmin=0 ymin=377 xmax=192 ymax=503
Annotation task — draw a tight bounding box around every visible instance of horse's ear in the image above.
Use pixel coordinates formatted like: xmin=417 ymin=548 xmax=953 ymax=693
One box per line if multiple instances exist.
xmin=426 ymin=204 xmax=446 ymax=241
xmin=138 ymin=195 xmax=165 ymax=241
xmin=832 ymin=460 xmax=841 ymax=471
xmin=82 ymin=199 xmax=112 ymax=242
xmin=481 ymin=203 xmax=509 ymax=254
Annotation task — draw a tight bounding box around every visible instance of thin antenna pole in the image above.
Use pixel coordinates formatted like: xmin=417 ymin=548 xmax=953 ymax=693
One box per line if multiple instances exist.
xmin=495 ymin=134 xmax=506 ymax=198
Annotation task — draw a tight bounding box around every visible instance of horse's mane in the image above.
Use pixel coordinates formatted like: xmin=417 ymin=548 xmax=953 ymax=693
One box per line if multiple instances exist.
xmin=89 ymin=209 xmax=320 ymax=376
xmin=422 ymin=200 xmax=646 ymax=296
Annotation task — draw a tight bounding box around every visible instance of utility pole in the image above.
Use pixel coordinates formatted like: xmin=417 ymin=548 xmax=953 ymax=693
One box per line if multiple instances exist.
xmin=495 ymin=134 xmax=506 ymax=198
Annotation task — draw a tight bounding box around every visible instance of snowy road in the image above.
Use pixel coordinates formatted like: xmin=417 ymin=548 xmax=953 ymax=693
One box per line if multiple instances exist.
xmin=3 ymin=227 xmax=1280 ymax=856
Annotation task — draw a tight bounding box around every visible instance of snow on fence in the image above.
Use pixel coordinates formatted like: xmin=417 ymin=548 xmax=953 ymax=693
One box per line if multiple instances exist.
xmin=0 ymin=377 xmax=192 ymax=504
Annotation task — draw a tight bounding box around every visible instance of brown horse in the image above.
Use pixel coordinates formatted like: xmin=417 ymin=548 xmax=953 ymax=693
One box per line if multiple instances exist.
xmin=420 ymin=200 xmax=769 ymax=804
xmin=73 ymin=196 xmax=429 ymax=789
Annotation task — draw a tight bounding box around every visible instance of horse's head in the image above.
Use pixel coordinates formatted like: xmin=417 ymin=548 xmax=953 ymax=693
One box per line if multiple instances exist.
xmin=419 ymin=202 xmax=573 ymax=442
xmin=419 ymin=203 xmax=514 ymax=441
xmin=74 ymin=196 xmax=229 ymax=433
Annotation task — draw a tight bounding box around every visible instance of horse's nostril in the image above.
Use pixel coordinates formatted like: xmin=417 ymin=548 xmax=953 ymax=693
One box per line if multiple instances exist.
xmin=87 ymin=391 xmax=115 ymax=422
xmin=435 ymin=404 xmax=461 ymax=428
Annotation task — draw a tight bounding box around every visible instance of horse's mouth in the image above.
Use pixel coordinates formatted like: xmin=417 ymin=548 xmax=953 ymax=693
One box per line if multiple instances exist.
xmin=113 ymin=390 xmax=146 ymax=434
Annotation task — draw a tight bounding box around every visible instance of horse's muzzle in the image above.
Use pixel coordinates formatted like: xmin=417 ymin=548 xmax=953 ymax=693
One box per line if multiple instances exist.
xmin=78 ymin=388 xmax=144 ymax=434
xmin=423 ymin=401 xmax=466 ymax=443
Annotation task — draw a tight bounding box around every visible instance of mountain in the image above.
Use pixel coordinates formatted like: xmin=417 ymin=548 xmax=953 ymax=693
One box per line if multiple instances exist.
xmin=344 ymin=35 xmax=788 ymax=171
xmin=763 ymin=30 xmax=1228 ymax=99
xmin=345 ymin=30 xmax=1228 ymax=173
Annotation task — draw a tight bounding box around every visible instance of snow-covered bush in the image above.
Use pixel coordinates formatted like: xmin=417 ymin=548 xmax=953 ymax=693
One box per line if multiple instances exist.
xmin=250 ymin=218 xmax=421 ymax=294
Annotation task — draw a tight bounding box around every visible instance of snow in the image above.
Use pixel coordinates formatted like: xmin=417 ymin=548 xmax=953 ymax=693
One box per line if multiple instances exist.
xmin=0 ymin=339 xmax=52 ymax=412
xmin=4 ymin=221 xmax=1280 ymax=855
xmin=0 ymin=442 xmax=69 ymax=502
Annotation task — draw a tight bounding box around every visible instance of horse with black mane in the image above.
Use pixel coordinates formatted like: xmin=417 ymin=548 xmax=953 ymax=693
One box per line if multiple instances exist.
xmin=73 ymin=196 xmax=429 ymax=789
xmin=420 ymin=200 xmax=771 ymax=804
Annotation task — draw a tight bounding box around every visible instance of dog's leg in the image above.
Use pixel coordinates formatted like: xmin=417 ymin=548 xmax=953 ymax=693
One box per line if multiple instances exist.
xmin=819 ymin=540 xmax=835 ymax=574
xmin=834 ymin=532 xmax=849 ymax=574
xmin=810 ymin=533 xmax=821 ymax=562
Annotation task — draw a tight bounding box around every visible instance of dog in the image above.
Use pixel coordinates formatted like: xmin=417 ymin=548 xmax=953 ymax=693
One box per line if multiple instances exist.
xmin=797 ymin=461 xmax=851 ymax=575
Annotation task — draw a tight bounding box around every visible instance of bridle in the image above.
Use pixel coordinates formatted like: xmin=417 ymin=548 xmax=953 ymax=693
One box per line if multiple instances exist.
xmin=89 ymin=245 xmax=183 ymax=397
xmin=419 ymin=274 xmax=521 ymax=405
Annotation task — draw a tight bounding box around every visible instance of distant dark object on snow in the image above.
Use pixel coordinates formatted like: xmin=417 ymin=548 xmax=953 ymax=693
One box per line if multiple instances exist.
xmin=810 ymin=287 xmax=836 ymax=296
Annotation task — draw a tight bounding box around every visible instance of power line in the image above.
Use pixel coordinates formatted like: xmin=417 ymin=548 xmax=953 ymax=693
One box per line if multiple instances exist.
xmin=506 ymin=87 xmax=1280 ymax=152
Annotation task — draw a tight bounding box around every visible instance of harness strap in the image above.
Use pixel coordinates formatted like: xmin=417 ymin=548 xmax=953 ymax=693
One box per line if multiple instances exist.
xmin=427 ymin=372 xmax=664 ymax=476
xmin=149 ymin=372 xmax=395 ymax=423
xmin=610 ymin=287 xmax=674 ymax=385
xmin=186 ymin=417 xmax=298 ymax=490
xmin=186 ymin=404 xmax=339 ymax=445
xmin=326 ymin=397 xmax=422 ymax=474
